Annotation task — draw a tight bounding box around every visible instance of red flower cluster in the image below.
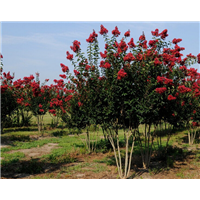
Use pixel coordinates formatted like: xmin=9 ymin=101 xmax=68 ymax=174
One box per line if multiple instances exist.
xmin=104 ymin=62 xmax=111 ymax=69
xmin=128 ymin=38 xmax=136 ymax=48
xmin=168 ymin=95 xmax=176 ymax=101
xmin=66 ymin=51 xmax=73 ymax=60
xmin=98 ymin=76 xmax=105 ymax=81
xmin=139 ymin=34 xmax=145 ymax=41
xmin=54 ymin=79 xmax=64 ymax=87
xmin=139 ymin=40 xmax=147 ymax=49
xmin=59 ymin=74 xmax=67 ymax=79
xmin=112 ymin=26 xmax=120 ymax=37
xmin=17 ymin=97 xmax=24 ymax=104
xmin=187 ymin=68 xmax=199 ymax=78
xmin=124 ymin=30 xmax=130 ymax=37
xmin=178 ymin=85 xmax=192 ymax=93
xmin=117 ymin=39 xmax=128 ymax=53
xmin=187 ymin=53 xmax=196 ymax=59
xmin=154 ymin=58 xmax=162 ymax=66
xmin=39 ymin=104 xmax=43 ymax=108
xmin=123 ymin=53 xmax=135 ymax=62
xmin=179 ymin=65 xmax=187 ymax=71
xmin=0 ymin=53 xmax=3 ymax=58
xmin=86 ymin=30 xmax=98 ymax=43
xmin=117 ymin=69 xmax=127 ymax=80
xmin=157 ymin=76 xmax=173 ymax=85
xmin=39 ymin=109 xmax=44 ymax=113
xmin=50 ymin=98 xmax=63 ymax=107
xmin=3 ymin=71 xmax=14 ymax=80
xmin=136 ymin=53 xmax=143 ymax=61
xmin=60 ymin=63 xmax=69 ymax=73
xmin=74 ymin=70 xmax=80 ymax=76
xmin=78 ymin=102 xmax=83 ymax=107
xmin=151 ymin=29 xmax=168 ymax=39
xmin=172 ymin=38 xmax=182 ymax=44
xmin=100 ymin=61 xmax=111 ymax=68
xmin=31 ymin=81 xmax=40 ymax=97
xmin=151 ymin=29 xmax=159 ymax=36
xmin=197 ymin=53 xmax=200 ymax=64
xmin=49 ymin=109 xmax=56 ymax=114
xmin=192 ymin=122 xmax=199 ymax=127
xmin=65 ymin=95 xmax=73 ymax=102
xmin=25 ymin=103 xmax=30 ymax=107
xmin=159 ymin=29 xmax=168 ymax=39
xmin=99 ymin=25 xmax=108 ymax=35
xmin=148 ymin=39 xmax=158 ymax=47
xmin=155 ymin=87 xmax=167 ymax=94
xmin=70 ymin=40 xmax=81 ymax=53
xmin=100 ymin=51 xmax=107 ymax=59
xmin=85 ymin=65 xmax=91 ymax=71
xmin=0 ymin=85 xmax=8 ymax=94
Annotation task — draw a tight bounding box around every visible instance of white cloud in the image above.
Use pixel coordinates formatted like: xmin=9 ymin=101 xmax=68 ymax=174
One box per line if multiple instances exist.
xmin=2 ymin=31 xmax=88 ymax=48
xmin=2 ymin=33 xmax=61 ymax=47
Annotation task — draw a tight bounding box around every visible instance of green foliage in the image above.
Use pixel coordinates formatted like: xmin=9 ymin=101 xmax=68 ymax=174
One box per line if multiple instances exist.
xmin=1 ymin=86 xmax=18 ymax=132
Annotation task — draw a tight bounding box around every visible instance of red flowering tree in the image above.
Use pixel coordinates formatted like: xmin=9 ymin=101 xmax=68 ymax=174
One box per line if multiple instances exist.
xmin=15 ymin=73 xmax=53 ymax=135
xmin=1 ymin=55 xmax=18 ymax=133
xmin=60 ymin=25 xmax=200 ymax=177
xmin=174 ymin=66 xmax=200 ymax=145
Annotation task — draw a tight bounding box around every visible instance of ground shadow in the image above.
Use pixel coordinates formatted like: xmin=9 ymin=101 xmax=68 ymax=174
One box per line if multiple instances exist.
xmin=1 ymin=135 xmax=32 ymax=146
xmin=1 ymin=155 xmax=78 ymax=179
xmin=51 ymin=130 xmax=69 ymax=137
xmin=2 ymin=127 xmax=38 ymax=134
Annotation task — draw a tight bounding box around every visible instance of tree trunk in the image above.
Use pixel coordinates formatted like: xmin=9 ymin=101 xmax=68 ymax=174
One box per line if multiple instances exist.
xmin=37 ymin=115 xmax=40 ymax=134
xmin=86 ymin=127 xmax=90 ymax=153
xmin=21 ymin=109 xmax=25 ymax=126
xmin=138 ymin=124 xmax=157 ymax=169
xmin=108 ymin=127 xmax=135 ymax=179
xmin=17 ymin=109 xmax=20 ymax=127
xmin=188 ymin=128 xmax=197 ymax=145
xmin=1 ymin=122 xmax=4 ymax=134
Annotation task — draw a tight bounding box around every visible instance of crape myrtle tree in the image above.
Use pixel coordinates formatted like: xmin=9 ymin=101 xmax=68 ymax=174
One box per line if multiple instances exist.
xmin=1 ymin=54 xmax=18 ymax=133
xmin=26 ymin=74 xmax=52 ymax=135
xmin=175 ymin=65 xmax=200 ymax=145
xmin=61 ymin=25 xmax=200 ymax=177
xmin=60 ymin=26 xmax=140 ymax=177
xmin=59 ymin=34 xmax=103 ymax=152
xmin=14 ymin=73 xmax=53 ymax=135
xmin=12 ymin=76 xmax=34 ymax=127
xmin=154 ymin=47 xmax=200 ymax=146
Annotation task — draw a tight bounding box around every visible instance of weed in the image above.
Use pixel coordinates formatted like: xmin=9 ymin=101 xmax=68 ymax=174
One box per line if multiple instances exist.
xmin=176 ymin=172 xmax=185 ymax=178
xmin=43 ymin=153 xmax=76 ymax=164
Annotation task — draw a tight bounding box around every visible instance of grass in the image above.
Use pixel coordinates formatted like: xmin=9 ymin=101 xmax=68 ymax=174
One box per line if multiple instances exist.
xmin=1 ymin=120 xmax=200 ymax=179
xmin=60 ymin=162 xmax=108 ymax=175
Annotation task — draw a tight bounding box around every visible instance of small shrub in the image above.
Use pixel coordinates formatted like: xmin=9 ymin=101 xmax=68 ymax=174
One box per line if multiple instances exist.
xmin=44 ymin=153 xmax=76 ymax=164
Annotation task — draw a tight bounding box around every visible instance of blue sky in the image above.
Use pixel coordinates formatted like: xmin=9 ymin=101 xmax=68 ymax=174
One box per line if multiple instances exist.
xmin=1 ymin=22 xmax=200 ymax=84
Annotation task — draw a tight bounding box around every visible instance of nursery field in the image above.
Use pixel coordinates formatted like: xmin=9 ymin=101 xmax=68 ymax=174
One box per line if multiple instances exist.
xmin=1 ymin=113 xmax=200 ymax=179
xmin=1 ymin=25 xmax=200 ymax=179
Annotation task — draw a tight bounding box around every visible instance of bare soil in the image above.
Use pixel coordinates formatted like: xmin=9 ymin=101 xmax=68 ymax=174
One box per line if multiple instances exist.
xmin=1 ymin=142 xmax=200 ymax=179
xmin=6 ymin=143 xmax=59 ymax=159
xmin=24 ymin=150 xmax=200 ymax=179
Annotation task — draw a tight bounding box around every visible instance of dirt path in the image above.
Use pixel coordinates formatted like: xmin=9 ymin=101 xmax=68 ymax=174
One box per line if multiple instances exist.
xmin=1 ymin=144 xmax=11 ymax=148
xmin=6 ymin=143 xmax=59 ymax=158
